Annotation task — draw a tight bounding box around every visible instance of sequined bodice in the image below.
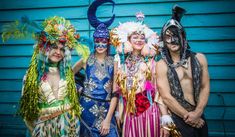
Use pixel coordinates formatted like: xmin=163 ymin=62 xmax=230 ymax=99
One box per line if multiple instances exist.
xmin=83 ymin=54 xmax=114 ymax=101
xmin=38 ymin=79 xmax=71 ymax=117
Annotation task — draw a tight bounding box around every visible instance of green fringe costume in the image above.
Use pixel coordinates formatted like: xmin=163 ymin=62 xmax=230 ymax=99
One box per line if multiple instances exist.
xmin=2 ymin=16 xmax=90 ymax=137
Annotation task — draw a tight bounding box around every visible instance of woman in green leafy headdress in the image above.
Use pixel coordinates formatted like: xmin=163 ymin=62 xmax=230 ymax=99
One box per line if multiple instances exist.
xmin=2 ymin=16 xmax=90 ymax=136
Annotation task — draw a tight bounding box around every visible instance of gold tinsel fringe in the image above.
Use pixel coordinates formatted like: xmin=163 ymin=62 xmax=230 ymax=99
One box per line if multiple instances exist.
xmin=66 ymin=67 xmax=81 ymax=118
xmin=126 ymin=77 xmax=137 ymax=114
xmin=19 ymin=46 xmax=40 ymax=121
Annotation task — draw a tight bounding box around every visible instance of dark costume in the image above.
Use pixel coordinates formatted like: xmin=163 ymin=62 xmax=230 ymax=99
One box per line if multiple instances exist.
xmin=160 ymin=5 xmax=208 ymax=137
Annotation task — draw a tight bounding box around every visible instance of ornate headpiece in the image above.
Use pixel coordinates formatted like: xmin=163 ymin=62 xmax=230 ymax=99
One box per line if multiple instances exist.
xmin=161 ymin=5 xmax=186 ymax=38
xmin=37 ymin=16 xmax=79 ymax=51
xmin=87 ymin=0 xmax=115 ymax=39
xmin=160 ymin=5 xmax=190 ymax=68
xmin=1 ymin=16 xmax=88 ymax=121
xmin=110 ymin=12 xmax=159 ymax=56
xmin=2 ymin=16 xmax=89 ymax=59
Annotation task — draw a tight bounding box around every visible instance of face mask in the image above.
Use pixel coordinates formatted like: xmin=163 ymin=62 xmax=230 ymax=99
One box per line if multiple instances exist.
xmin=165 ymin=35 xmax=180 ymax=45
xmin=95 ymin=43 xmax=108 ymax=49
xmin=94 ymin=38 xmax=108 ymax=49
xmin=164 ymin=28 xmax=181 ymax=46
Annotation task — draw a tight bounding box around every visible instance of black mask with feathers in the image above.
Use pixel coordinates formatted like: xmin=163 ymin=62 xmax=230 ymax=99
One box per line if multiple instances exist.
xmin=160 ymin=5 xmax=190 ymax=68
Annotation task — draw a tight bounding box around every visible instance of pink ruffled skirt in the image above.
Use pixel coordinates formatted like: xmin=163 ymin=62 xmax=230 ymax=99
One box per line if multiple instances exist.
xmin=123 ymin=103 xmax=160 ymax=137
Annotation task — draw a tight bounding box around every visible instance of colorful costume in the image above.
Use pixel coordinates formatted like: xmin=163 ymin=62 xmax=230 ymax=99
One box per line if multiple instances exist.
xmin=79 ymin=54 xmax=118 ymax=137
xmin=110 ymin=12 xmax=163 ymax=137
xmin=160 ymin=5 xmax=208 ymax=137
xmin=77 ymin=0 xmax=119 ymax=136
xmin=2 ymin=16 xmax=89 ymax=136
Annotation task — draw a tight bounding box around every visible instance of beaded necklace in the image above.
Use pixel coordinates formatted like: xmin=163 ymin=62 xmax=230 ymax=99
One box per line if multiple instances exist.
xmin=125 ymin=54 xmax=143 ymax=90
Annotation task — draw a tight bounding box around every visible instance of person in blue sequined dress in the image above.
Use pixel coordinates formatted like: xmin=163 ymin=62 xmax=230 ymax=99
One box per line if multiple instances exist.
xmin=73 ymin=0 xmax=119 ymax=136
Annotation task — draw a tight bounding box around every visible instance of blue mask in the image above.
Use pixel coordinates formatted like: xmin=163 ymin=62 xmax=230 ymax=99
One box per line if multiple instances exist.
xmin=95 ymin=43 xmax=108 ymax=49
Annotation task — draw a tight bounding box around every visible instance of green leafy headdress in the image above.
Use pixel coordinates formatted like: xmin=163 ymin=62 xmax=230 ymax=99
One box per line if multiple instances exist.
xmin=2 ymin=16 xmax=90 ymax=121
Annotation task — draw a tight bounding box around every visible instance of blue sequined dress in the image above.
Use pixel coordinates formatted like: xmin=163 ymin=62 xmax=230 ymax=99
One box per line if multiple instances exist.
xmin=78 ymin=54 xmax=118 ymax=137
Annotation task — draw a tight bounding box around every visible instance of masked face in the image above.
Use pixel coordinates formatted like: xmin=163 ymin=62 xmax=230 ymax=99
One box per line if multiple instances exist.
xmin=164 ymin=28 xmax=182 ymax=52
xmin=48 ymin=43 xmax=65 ymax=63
xmin=94 ymin=38 xmax=108 ymax=54
xmin=129 ymin=33 xmax=146 ymax=51
xmin=165 ymin=28 xmax=181 ymax=45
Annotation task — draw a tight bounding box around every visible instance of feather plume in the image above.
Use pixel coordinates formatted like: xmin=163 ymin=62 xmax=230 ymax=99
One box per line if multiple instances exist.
xmin=1 ymin=16 xmax=43 ymax=42
xmin=74 ymin=37 xmax=91 ymax=63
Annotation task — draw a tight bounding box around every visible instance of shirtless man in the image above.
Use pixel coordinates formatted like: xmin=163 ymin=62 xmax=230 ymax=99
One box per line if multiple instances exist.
xmin=156 ymin=5 xmax=210 ymax=137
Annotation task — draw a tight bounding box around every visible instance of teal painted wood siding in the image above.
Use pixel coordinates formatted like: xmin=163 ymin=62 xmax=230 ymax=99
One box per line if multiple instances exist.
xmin=0 ymin=0 xmax=235 ymax=136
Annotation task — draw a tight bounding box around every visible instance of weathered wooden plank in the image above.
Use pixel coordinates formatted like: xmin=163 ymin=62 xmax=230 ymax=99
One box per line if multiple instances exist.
xmin=223 ymin=120 xmax=235 ymax=133
xmin=153 ymin=27 xmax=235 ymax=41
xmin=79 ymin=13 xmax=235 ymax=30
xmin=208 ymin=80 xmax=235 ymax=93
xmin=0 ymin=19 xmax=89 ymax=34
xmin=0 ymin=80 xmax=23 ymax=91
xmin=0 ymin=53 xmax=234 ymax=69
xmin=0 ymin=115 xmax=25 ymax=137
xmin=1 ymin=1 xmax=235 ymax=21
xmin=205 ymin=107 xmax=235 ymax=120
xmin=209 ymin=131 xmax=235 ymax=137
xmin=208 ymin=66 xmax=235 ymax=80
xmin=89 ymin=1 xmax=235 ymax=18
xmin=0 ymin=129 xmax=25 ymax=137
xmin=129 ymin=13 xmax=235 ymax=28
xmin=205 ymin=54 xmax=235 ymax=66
xmin=208 ymin=120 xmax=235 ymax=136
xmin=103 ymin=1 xmax=235 ymax=16
xmin=0 ymin=7 xmax=88 ymax=21
xmin=1 ymin=26 xmax=235 ymax=45
xmin=207 ymin=93 xmax=235 ymax=106
xmin=1 ymin=13 xmax=235 ymax=35
xmin=0 ymin=45 xmax=34 ymax=56
xmin=0 ymin=92 xmax=21 ymax=103
xmin=1 ymin=0 xmax=206 ymax=10
xmin=0 ymin=116 xmax=26 ymax=137
xmin=183 ymin=27 xmax=235 ymax=41
xmin=0 ymin=103 xmax=18 ymax=115
xmin=189 ymin=41 xmax=235 ymax=54
xmin=0 ymin=0 xmax=89 ymax=10
xmin=0 ymin=115 xmax=24 ymax=125
xmin=0 ymin=69 xmax=26 ymax=79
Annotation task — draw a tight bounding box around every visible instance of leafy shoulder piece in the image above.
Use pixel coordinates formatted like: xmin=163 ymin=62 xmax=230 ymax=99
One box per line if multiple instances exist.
xmin=74 ymin=36 xmax=92 ymax=63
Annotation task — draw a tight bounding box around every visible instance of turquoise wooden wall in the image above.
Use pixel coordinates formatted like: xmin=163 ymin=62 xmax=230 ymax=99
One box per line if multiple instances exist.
xmin=0 ymin=0 xmax=235 ymax=136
